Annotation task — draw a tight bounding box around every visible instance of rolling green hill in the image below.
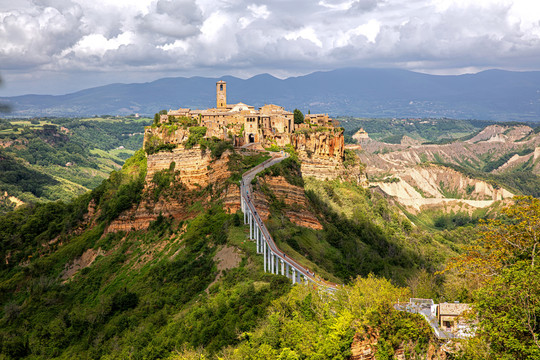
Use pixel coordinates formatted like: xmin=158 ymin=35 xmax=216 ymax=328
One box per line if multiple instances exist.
xmin=0 ymin=142 xmax=473 ymax=359
xmin=0 ymin=116 xmax=151 ymax=213
xmin=0 ymin=120 xmax=538 ymax=359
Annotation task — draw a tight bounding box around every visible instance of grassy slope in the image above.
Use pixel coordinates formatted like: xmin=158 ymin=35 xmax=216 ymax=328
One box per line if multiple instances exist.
xmin=0 ymin=144 xmax=479 ymax=359
xmin=0 ymin=117 xmax=151 ymax=213
xmin=0 ymin=149 xmax=294 ymax=359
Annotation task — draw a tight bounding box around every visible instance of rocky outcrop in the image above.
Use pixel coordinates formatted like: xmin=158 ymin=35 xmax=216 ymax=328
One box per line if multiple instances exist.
xmin=350 ymin=331 xmax=379 ymax=360
xmin=466 ymin=125 xmax=533 ymax=143
xmin=369 ymin=164 xmax=514 ymax=212
xmin=350 ymin=331 xmax=447 ymax=360
xmin=222 ymin=184 xmax=241 ymax=213
xmin=353 ymin=124 xmax=540 ymax=211
xmin=0 ymin=191 xmax=23 ymax=208
xmin=352 ymin=128 xmax=369 ymax=142
xmin=105 ymin=148 xmax=237 ymax=234
xmin=143 ymin=125 xmax=190 ymax=148
xmin=357 ymin=125 xmax=540 ymax=175
xmin=105 ymin=123 xmax=364 ymax=235
xmin=252 ymin=175 xmax=322 ymax=230
xmin=145 ymin=148 xmax=231 ymax=191
xmin=292 ymin=129 xmax=364 ymax=183
xmin=292 ymin=128 xmax=344 ymax=160
xmin=61 ymin=248 xmax=104 ymax=281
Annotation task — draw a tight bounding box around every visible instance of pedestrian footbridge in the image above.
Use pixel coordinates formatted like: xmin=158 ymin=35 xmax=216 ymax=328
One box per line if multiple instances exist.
xmin=240 ymin=152 xmax=338 ymax=291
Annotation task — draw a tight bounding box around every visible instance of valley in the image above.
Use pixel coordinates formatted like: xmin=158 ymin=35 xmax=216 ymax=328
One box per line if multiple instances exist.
xmin=0 ymin=116 xmax=151 ymax=213
xmin=0 ymin=89 xmax=539 ymax=358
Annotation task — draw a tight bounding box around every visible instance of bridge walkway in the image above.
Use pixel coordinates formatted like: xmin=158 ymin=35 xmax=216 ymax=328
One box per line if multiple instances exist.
xmin=240 ymin=151 xmax=338 ymax=291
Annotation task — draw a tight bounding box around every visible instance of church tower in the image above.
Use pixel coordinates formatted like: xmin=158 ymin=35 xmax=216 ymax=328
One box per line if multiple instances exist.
xmin=216 ymin=80 xmax=226 ymax=109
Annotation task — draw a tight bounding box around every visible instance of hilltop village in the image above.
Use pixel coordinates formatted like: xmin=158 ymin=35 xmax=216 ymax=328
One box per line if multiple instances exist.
xmin=102 ymin=82 xmax=363 ymax=234
xmin=143 ymin=81 xmax=363 ymax=185
xmin=156 ymin=80 xmax=337 ymax=147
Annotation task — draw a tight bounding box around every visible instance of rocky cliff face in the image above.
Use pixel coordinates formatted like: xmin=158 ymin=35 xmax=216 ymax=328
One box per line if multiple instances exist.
xmin=143 ymin=125 xmax=190 ymax=148
xmin=370 ymin=163 xmax=513 ymax=212
xmin=350 ymin=331 xmax=447 ymax=360
xmin=358 ymin=125 xmax=540 ymax=174
xmin=106 ymin=124 xmax=365 ymax=234
xmin=252 ymin=175 xmax=322 ymax=230
xmin=145 ymin=148 xmax=230 ymax=191
xmin=354 ymin=124 xmax=540 ymax=211
xmin=292 ymin=129 xmax=364 ymax=183
xmin=292 ymin=129 xmax=345 ymax=160
xmin=105 ymin=148 xmax=238 ymax=234
xmin=467 ymin=124 xmax=533 ymax=143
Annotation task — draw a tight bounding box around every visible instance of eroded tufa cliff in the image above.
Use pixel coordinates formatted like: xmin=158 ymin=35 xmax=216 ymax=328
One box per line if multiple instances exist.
xmin=143 ymin=125 xmax=190 ymax=148
xmin=292 ymin=128 xmax=344 ymax=160
xmin=145 ymin=148 xmax=230 ymax=191
xmin=252 ymin=175 xmax=322 ymax=230
xmin=350 ymin=330 xmax=447 ymax=360
xmin=105 ymin=120 xmax=366 ymax=234
xmin=105 ymin=147 xmax=238 ymax=234
xmin=292 ymin=128 xmax=364 ymax=183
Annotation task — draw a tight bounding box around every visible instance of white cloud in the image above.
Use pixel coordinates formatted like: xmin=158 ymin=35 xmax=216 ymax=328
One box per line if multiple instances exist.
xmin=350 ymin=19 xmax=381 ymax=43
xmin=1 ymin=0 xmax=540 ymax=95
xmin=285 ymin=27 xmax=324 ymax=48
xmin=69 ymin=32 xmax=134 ymax=56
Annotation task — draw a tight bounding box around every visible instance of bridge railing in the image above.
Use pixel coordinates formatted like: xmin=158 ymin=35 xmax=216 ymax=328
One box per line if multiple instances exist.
xmin=240 ymin=154 xmax=339 ymax=292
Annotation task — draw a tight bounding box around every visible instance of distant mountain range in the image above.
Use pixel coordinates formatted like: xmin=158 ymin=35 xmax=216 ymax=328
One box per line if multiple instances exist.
xmin=2 ymin=68 xmax=540 ymax=121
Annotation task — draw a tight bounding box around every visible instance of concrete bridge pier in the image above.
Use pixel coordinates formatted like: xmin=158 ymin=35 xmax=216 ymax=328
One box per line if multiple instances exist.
xmin=242 ymin=199 xmax=247 ymax=224
xmin=263 ymin=239 xmax=267 ymax=272
xmin=257 ymin=228 xmax=262 ymax=254
xmin=239 ymin=155 xmax=338 ymax=293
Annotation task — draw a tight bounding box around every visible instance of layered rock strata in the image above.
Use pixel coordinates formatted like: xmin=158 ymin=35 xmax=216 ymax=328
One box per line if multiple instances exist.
xmin=292 ymin=129 xmax=364 ymax=183
xmin=105 ymin=148 xmax=237 ymax=234
xmin=252 ymin=175 xmax=322 ymax=230
xmin=350 ymin=331 xmax=447 ymax=360
xmin=143 ymin=125 xmax=190 ymax=148
xmin=145 ymin=148 xmax=231 ymax=191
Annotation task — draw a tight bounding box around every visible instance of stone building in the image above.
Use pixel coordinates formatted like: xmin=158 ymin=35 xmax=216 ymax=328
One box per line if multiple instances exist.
xmin=436 ymin=302 xmax=471 ymax=333
xmin=163 ymin=81 xmax=318 ymax=146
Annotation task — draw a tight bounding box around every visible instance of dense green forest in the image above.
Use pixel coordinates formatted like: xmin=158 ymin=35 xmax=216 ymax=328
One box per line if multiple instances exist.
xmin=0 ymin=117 xmax=151 ymax=213
xmin=1 ymin=117 xmax=539 ymax=359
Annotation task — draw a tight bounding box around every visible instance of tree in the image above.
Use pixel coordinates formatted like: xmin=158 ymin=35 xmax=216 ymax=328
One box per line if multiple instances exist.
xmin=446 ymin=197 xmax=540 ymax=359
xmin=447 ymin=196 xmax=540 ymax=277
xmin=471 ymin=263 xmax=540 ymax=360
xmin=293 ymin=109 xmax=304 ymax=124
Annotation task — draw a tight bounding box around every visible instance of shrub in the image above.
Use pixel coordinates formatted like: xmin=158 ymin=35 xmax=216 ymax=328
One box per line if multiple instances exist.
xmin=184 ymin=126 xmax=207 ymax=149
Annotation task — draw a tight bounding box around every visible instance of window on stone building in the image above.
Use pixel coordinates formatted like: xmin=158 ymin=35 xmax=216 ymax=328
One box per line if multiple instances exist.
xmin=443 ymin=321 xmax=453 ymax=329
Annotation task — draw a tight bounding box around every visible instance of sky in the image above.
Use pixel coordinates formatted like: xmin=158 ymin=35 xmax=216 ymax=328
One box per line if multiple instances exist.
xmin=1 ymin=0 xmax=540 ymax=96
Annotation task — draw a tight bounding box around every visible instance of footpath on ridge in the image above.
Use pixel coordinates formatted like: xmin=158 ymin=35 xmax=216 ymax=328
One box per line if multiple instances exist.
xmin=239 ymin=149 xmax=339 ymax=291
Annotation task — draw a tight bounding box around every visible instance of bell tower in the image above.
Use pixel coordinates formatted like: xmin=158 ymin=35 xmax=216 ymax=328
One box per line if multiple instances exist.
xmin=216 ymin=80 xmax=226 ymax=109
